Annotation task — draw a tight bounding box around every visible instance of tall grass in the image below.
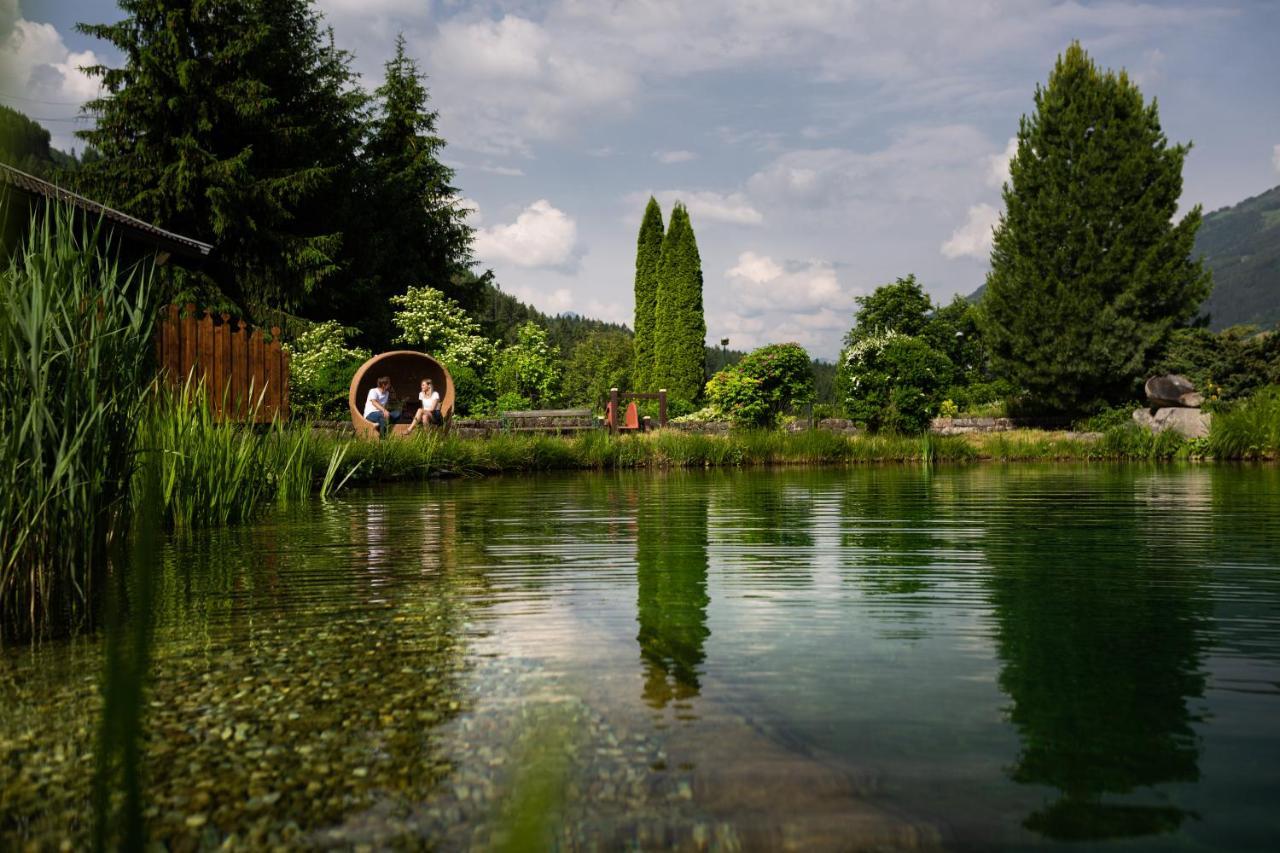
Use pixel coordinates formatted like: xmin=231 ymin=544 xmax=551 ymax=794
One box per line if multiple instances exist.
xmin=1208 ymin=387 xmax=1280 ymax=460
xmin=145 ymin=378 xmax=346 ymax=528
xmin=0 ymin=204 xmax=157 ymax=640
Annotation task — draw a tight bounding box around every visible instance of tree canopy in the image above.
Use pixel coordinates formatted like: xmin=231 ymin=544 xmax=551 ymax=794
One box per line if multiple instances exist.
xmin=652 ymin=203 xmax=706 ymax=403
xmin=980 ymin=42 xmax=1211 ymax=413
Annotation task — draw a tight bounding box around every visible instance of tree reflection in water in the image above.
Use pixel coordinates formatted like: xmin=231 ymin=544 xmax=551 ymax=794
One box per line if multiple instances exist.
xmin=985 ymin=468 xmax=1209 ymax=840
xmin=635 ymin=476 xmax=710 ymax=715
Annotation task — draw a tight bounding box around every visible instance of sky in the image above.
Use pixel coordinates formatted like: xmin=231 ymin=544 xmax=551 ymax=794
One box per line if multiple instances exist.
xmin=3 ymin=0 xmax=1279 ymax=359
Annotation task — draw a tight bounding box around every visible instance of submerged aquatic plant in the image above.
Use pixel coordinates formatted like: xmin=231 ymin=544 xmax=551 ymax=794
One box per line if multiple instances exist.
xmin=0 ymin=203 xmax=158 ymax=640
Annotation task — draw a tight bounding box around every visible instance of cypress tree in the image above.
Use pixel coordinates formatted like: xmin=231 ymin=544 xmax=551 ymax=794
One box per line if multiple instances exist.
xmin=75 ymin=0 xmax=366 ymax=313
xmin=632 ymin=197 xmax=664 ymax=391
xmin=652 ymin=203 xmax=707 ymax=403
xmin=980 ymin=42 xmax=1211 ymax=413
xmin=335 ymin=34 xmax=473 ymax=340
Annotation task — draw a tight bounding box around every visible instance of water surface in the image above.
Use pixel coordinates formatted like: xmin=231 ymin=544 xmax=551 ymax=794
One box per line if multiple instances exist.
xmin=4 ymin=465 xmax=1280 ymax=849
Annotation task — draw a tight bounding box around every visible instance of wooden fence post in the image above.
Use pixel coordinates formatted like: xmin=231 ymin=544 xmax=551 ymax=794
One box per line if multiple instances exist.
xmin=609 ymin=387 xmax=619 ymax=434
xmin=658 ymin=389 xmax=667 ymax=427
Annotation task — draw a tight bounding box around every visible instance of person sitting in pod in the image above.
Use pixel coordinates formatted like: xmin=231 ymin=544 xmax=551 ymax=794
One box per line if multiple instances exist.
xmin=363 ymin=375 xmax=400 ymax=437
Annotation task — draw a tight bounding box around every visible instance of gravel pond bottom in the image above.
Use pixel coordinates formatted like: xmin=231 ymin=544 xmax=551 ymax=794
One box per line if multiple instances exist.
xmin=4 ymin=465 xmax=1280 ymax=850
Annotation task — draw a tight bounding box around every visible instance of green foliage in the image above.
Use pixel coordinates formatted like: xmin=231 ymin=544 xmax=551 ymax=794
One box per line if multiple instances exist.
xmin=564 ymin=329 xmax=633 ymax=408
xmin=1195 ymin=185 xmax=1280 ymax=331
xmin=1208 ymin=386 xmax=1280 ymax=459
xmin=705 ymin=342 xmax=816 ymax=426
xmin=493 ymin=322 xmax=562 ymax=407
xmin=494 ymin=391 xmax=534 ymax=413
xmin=846 ymin=274 xmax=933 ymax=341
xmin=1149 ymin=326 xmax=1280 ymax=401
xmin=705 ymin=370 xmax=770 ymax=427
xmin=335 ymin=35 xmax=473 ymax=340
xmin=0 ymin=105 xmax=87 ymax=176
xmin=444 ymin=360 xmax=493 ymax=416
xmin=926 ymin=295 xmax=987 ymax=384
xmin=652 ymin=203 xmax=706 ymax=402
xmin=286 ymin=321 xmax=370 ymax=419
xmin=0 ymin=204 xmax=158 ymax=640
xmin=841 ymin=332 xmax=954 ymax=433
xmin=980 ymin=42 xmax=1211 ymax=413
xmin=76 ymin=0 xmax=368 ymax=312
xmin=632 ymin=197 xmax=664 ymax=392
xmin=391 ymin=284 xmax=497 ymax=371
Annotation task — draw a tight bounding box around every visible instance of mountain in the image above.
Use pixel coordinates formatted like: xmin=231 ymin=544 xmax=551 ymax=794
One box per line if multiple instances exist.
xmin=966 ymin=184 xmax=1280 ymax=330
xmin=0 ymin=105 xmax=93 ymax=177
xmin=1196 ymin=185 xmax=1280 ymax=330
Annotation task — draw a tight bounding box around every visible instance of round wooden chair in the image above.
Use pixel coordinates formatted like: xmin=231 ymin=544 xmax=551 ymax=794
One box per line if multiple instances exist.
xmin=348 ymin=350 xmax=454 ymax=438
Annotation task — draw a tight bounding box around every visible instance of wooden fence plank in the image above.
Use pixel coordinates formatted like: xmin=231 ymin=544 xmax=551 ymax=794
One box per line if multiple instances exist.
xmin=153 ymin=304 xmax=291 ymax=422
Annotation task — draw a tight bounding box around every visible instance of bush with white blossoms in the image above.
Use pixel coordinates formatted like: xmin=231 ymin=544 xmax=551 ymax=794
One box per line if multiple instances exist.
xmin=286 ymin=321 xmax=371 ymax=418
xmin=390 ymin=284 xmax=497 ymax=371
xmin=838 ymin=329 xmax=954 ymax=433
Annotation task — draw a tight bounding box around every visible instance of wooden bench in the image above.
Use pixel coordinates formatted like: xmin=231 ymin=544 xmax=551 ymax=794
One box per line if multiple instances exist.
xmin=500 ymin=408 xmax=596 ymax=433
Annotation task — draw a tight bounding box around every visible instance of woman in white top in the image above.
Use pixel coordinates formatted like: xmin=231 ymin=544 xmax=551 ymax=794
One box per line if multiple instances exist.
xmin=406 ymin=378 xmax=442 ymax=433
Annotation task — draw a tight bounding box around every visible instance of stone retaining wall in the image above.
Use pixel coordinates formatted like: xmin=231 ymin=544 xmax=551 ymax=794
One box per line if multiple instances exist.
xmin=929 ymin=416 xmax=1071 ymax=435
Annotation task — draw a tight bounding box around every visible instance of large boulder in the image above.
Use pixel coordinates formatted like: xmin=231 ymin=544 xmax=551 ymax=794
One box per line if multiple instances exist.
xmin=1145 ymin=374 xmax=1198 ymax=408
xmin=1132 ymin=406 xmax=1211 ymax=439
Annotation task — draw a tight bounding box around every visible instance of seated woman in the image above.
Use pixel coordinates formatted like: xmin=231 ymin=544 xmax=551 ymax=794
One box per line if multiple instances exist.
xmin=363 ymin=375 xmax=401 ymax=437
xmin=406 ymin=378 xmax=442 ymax=434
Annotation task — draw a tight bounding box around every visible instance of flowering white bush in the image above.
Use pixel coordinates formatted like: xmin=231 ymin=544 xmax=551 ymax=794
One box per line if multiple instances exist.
xmin=285 ymin=321 xmax=371 ymax=417
xmin=390 ymin=285 xmax=497 ymax=371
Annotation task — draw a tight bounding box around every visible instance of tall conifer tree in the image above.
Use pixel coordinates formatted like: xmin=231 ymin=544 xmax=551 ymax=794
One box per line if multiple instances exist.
xmin=980 ymin=42 xmax=1211 ymax=412
xmin=335 ymin=34 xmax=473 ymax=339
xmin=652 ymin=203 xmax=706 ymax=402
xmin=632 ymin=197 xmax=664 ymax=391
xmin=75 ymin=0 xmax=366 ymax=313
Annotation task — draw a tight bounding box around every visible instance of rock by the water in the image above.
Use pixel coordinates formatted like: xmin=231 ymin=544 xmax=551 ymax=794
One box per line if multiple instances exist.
xmin=1132 ymin=406 xmax=1211 ymax=439
xmin=1145 ymin=374 xmax=1197 ymax=407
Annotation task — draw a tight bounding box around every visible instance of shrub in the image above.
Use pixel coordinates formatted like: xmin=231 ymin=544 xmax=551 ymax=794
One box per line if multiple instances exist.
xmin=494 ymin=391 xmax=533 ymax=413
xmin=444 ymin=360 xmax=493 ymax=416
xmin=705 ymin=370 xmax=770 ymax=427
xmin=841 ymin=332 xmax=954 ymax=433
xmin=1149 ymin=326 xmax=1280 ymax=402
xmin=286 ymin=320 xmax=370 ymax=418
xmin=733 ymin=343 xmax=815 ymax=419
xmin=391 ymin=284 xmax=497 ymax=372
xmin=493 ymin=321 xmax=561 ymax=407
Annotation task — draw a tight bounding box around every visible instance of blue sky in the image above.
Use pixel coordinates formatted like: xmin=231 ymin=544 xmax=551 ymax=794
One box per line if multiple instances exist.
xmin=4 ymin=0 xmax=1279 ymax=358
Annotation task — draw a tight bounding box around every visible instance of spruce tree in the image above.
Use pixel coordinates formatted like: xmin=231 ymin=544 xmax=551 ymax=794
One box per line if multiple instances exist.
xmin=652 ymin=203 xmax=707 ymax=403
xmin=340 ymin=34 xmax=473 ymax=339
xmin=75 ymin=0 xmax=366 ymax=313
xmin=980 ymin=42 xmax=1211 ymax=413
xmin=632 ymin=197 xmax=664 ymax=391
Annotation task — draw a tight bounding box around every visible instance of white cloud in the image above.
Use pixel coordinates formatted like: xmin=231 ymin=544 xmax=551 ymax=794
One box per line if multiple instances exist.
xmin=726 ymin=251 xmax=850 ymax=316
xmin=473 ymin=199 xmax=582 ymax=272
xmin=643 ymin=189 xmax=763 ymax=225
xmin=941 ymin=203 xmax=1001 ymax=260
xmin=748 ymin=125 xmax=993 ymax=210
xmin=1273 ymin=144 xmax=1280 ymax=174
xmin=654 ymin=149 xmax=697 ymax=164
xmin=987 ymin=137 xmax=1017 ymax=188
xmin=0 ymin=5 xmax=102 ymax=148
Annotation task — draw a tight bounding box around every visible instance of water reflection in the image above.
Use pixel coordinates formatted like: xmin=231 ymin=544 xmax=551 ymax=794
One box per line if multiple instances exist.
xmin=984 ymin=468 xmax=1209 ymax=840
xmin=635 ymin=477 xmax=710 ymax=715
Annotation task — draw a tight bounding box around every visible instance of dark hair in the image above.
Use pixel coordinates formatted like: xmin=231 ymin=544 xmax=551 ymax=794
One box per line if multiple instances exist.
xmin=377 ymin=376 xmax=391 ymax=386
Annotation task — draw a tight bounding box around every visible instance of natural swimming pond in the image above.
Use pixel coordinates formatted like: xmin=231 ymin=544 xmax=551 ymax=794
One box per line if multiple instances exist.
xmin=4 ymin=465 xmax=1280 ymax=850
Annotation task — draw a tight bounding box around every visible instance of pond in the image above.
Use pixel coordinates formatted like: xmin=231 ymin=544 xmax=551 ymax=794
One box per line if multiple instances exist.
xmin=4 ymin=466 xmax=1280 ymax=850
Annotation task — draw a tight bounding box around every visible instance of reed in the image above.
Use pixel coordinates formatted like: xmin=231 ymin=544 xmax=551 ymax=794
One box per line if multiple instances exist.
xmin=1208 ymin=387 xmax=1280 ymax=460
xmin=0 ymin=204 xmax=158 ymax=640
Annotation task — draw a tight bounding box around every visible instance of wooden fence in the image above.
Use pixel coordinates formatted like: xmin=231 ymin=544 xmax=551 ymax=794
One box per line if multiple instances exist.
xmin=154 ymin=304 xmax=290 ymax=422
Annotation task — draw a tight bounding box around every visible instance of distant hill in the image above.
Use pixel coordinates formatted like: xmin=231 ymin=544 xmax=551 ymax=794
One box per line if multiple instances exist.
xmin=965 ymin=185 xmax=1280 ymax=330
xmin=1196 ymin=185 xmax=1280 ymax=330
xmin=0 ymin=105 xmax=93 ymax=177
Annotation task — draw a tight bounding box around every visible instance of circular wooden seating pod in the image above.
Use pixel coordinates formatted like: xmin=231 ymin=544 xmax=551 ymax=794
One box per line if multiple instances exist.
xmin=348 ymin=350 xmax=454 ymax=438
